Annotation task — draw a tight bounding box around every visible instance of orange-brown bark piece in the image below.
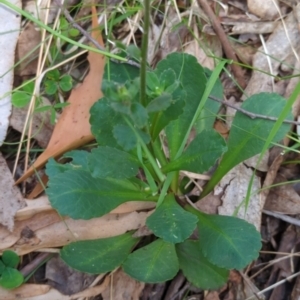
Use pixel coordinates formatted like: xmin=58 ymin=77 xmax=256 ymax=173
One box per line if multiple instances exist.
xmin=15 ymin=7 xmax=105 ymax=184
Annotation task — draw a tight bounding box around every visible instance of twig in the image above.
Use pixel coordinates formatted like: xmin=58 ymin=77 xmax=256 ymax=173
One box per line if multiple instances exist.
xmin=196 ymin=0 xmax=247 ymax=89
xmin=208 ymin=95 xmax=300 ymax=126
xmin=55 ymin=0 xmax=106 ymax=52
xmin=55 ymin=0 xmax=141 ymax=68
xmin=263 ymin=209 xmax=300 ymax=227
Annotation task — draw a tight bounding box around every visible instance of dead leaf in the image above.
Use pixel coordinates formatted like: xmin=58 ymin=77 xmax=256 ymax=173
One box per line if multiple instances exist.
xmin=215 ymin=163 xmax=262 ymax=230
xmin=0 ymin=153 xmax=26 ymax=231
xmin=46 ymin=255 xmax=96 ymax=295
xmin=264 ymin=173 xmax=300 ymax=214
xmin=247 ymin=0 xmax=279 ymax=20
xmin=2 ymin=210 xmax=152 ymax=255
xmin=184 ymin=34 xmax=223 ymax=70
xmin=15 ymin=22 xmax=40 ymax=76
xmin=101 ymin=269 xmax=144 ymax=300
xmin=0 ymin=277 xmax=110 ymax=300
xmin=243 ymin=12 xmax=300 ymax=97
xmin=15 ymin=196 xmax=155 ymax=221
xmin=10 ymin=98 xmax=55 ymax=148
xmin=15 ymin=7 xmax=105 ymax=184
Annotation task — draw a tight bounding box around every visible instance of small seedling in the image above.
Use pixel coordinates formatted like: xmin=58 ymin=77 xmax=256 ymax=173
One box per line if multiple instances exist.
xmin=0 ymin=250 xmax=23 ymax=289
xmin=44 ymin=69 xmax=73 ymax=96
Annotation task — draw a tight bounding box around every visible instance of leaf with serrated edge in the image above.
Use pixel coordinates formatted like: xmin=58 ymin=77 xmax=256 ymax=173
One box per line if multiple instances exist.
xmin=146 ymin=93 xmax=172 ymax=113
xmin=104 ymin=60 xmax=139 ymax=84
xmin=146 ymin=194 xmax=198 ymax=243
xmin=176 ymin=240 xmax=229 ymax=290
xmin=90 ymin=98 xmax=123 ymax=148
xmin=162 ymin=129 xmax=227 ymax=173
xmin=63 ymin=150 xmax=89 ymax=167
xmin=61 ymin=232 xmax=138 ymax=273
xmin=47 ymin=169 xmax=153 ymax=219
xmin=123 ymin=239 xmax=179 ymax=283
xmin=130 ymin=102 xmax=148 ymax=128
xmin=113 ymin=123 xmax=150 ymax=151
xmin=88 ymin=147 xmax=140 ymax=179
xmin=150 ymin=89 xmax=186 ymax=140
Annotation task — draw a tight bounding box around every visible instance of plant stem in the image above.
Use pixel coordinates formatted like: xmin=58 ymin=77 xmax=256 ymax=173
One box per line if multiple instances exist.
xmin=140 ymin=0 xmax=150 ymax=106
xmin=152 ymin=138 xmax=168 ymax=167
xmin=124 ymin=117 xmax=165 ymax=182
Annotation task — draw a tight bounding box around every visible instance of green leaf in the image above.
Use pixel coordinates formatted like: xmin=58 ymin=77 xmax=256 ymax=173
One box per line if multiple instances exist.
xmin=104 ymin=61 xmax=139 ymax=84
xmin=0 ymin=261 xmax=5 ymax=274
xmin=45 ymin=158 xmax=75 ymax=178
xmin=130 ymin=102 xmax=148 ymax=128
xmin=59 ymin=75 xmax=73 ymax=91
xmin=162 ymin=129 xmax=227 ymax=173
xmin=2 ymin=251 xmax=19 ymax=268
xmin=123 ymin=239 xmax=179 ymax=283
xmin=113 ymin=123 xmax=150 ymax=151
xmin=22 ymin=80 xmax=35 ymax=93
xmin=126 ymin=44 xmax=141 ymax=61
xmin=88 ymin=147 xmax=140 ymax=179
xmin=195 ymin=68 xmax=223 ymax=133
xmin=90 ymin=98 xmax=124 ymax=148
xmin=46 ymin=69 xmax=60 ymax=81
xmin=202 ymin=93 xmax=293 ymax=196
xmin=155 ymin=53 xmax=206 ymax=159
xmin=11 ymin=91 xmax=31 ymax=107
xmin=146 ymin=71 xmax=160 ymax=94
xmin=188 ymin=207 xmax=261 ymax=270
xmin=159 ymin=68 xmax=179 ymax=94
xmin=44 ymin=80 xmax=58 ymax=95
xmin=69 ymin=27 xmax=79 ymax=37
xmin=146 ymin=194 xmax=198 ymax=243
xmin=176 ymin=240 xmax=229 ymax=290
xmin=45 ymin=151 xmax=89 ymax=179
xmin=149 ymin=89 xmax=186 ymax=140
xmin=47 ymin=169 xmax=153 ymax=219
xmin=61 ymin=233 xmax=138 ymax=273
xmin=63 ymin=150 xmax=89 ymax=168
xmin=146 ymin=93 xmax=172 ymax=113
xmin=0 ymin=268 xmax=23 ymax=289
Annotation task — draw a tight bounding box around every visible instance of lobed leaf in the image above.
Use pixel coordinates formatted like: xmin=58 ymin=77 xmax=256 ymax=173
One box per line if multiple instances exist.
xmin=90 ymin=98 xmax=124 ymax=148
xmin=88 ymin=146 xmax=140 ymax=179
xmin=104 ymin=60 xmax=139 ymax=84
xmin=149 ymin=89 xmax=186 ymax=140
xmin=113 ymin=123 xmax=150 ymax=151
